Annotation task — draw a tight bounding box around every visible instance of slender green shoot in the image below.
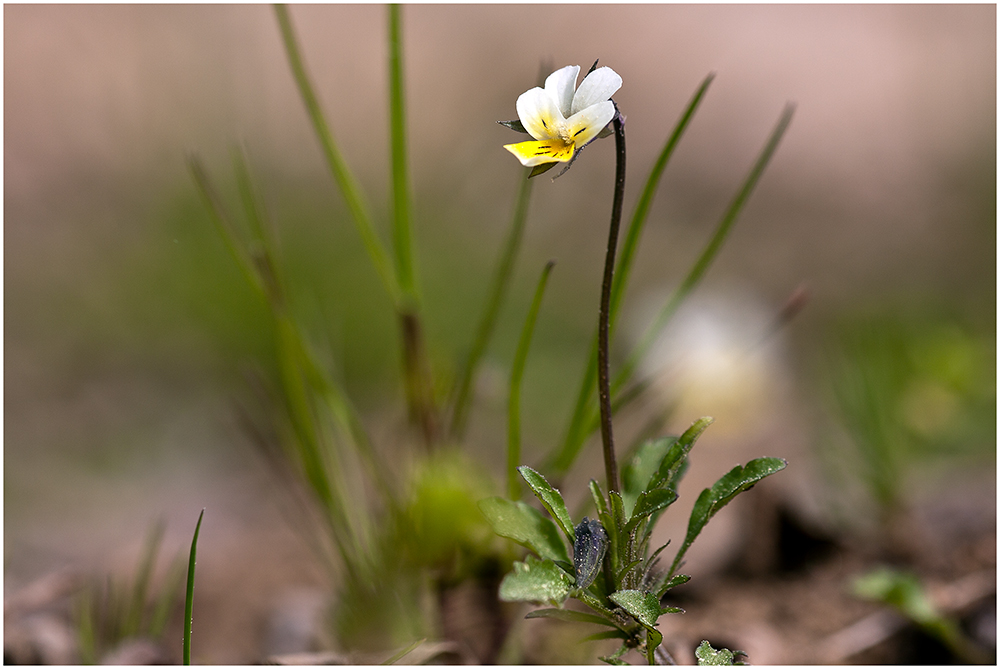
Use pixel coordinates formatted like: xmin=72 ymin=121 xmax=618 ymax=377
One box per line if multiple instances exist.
xmin=183 ymin=509 xmax=204 ymax=666
xmin=273 ymin=4 xmax=401 ymax=307
xmin=451 ymin=172 xmax=534 ymax=438
xmin=388 ymin=3 xmax=417 ymax=306
xmin=508 ymin=261 xmax=555 ymax=500
xmin=122 ymin=520 xmax=166 ymax=638
xmin=189 ymin=157 xmax=269 ymax=302
xmin=192 ymin=154 xmax=376 ymax=583
xmin=381 ymin=637 xmax=427 ymax=665
xmin=610 ymin=104 xmax=796 ymax=399
xmin=547 ymin=74 xmax=715 ymax=475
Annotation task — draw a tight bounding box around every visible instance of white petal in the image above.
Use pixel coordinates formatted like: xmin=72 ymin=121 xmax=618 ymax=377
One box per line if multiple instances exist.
xmin=564 ymin=100 xmax=616 ymax=148
xmin=544 ymin=65 xmax=580 ymax=118
xmin=516 ymin=87 xmax=565 ymax=141
xmin=571 ymin=67 xmax=623 ymax=115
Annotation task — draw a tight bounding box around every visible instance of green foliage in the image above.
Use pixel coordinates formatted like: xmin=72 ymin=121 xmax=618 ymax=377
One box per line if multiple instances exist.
xmin=74 ymin=521 xmax=185 ymax=665
xmin=478 ymin=496 xmax=569 ymax=564
xmin=499 ymin=556 xmax=574 ymax=605
xmin=852 ymin=567 xmax=991 ymax=664
xmin=667 ymin=457 xmax=787 ymax=581
xmin=487 ymin=418 xmax=784 ymax=664
xmin=182 ymin=509 xmax=204 ymax=666
xmin=518 ymin=466 xmax=575 ymax=541
xmin=823 ymin=309 xmax=996 ymax=525
xmin=191 ymin=6 xmax=793 ymax=662
xmin=695 ymin=640 xmax=747 ymax=665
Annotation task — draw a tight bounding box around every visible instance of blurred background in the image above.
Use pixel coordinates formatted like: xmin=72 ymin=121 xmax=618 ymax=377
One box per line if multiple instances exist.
xmin=5 ymin=4 xmax=995 ymax=664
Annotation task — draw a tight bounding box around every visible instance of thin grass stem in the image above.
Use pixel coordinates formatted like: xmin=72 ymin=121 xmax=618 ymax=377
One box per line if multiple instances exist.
xmin=388 ymin=4 xmax=416 ymax=305
xmin=610 ymin=104 xmax=795 ymax=398
xmin=508 ymin=260 xmax=555 ymax=500
xmin=273 ymin=4 xmax=401 ymax=306
xmin=451 ymin=172 xmax=534 ymax=438
xmin=182 ymin=509 xmax=204 ymax=666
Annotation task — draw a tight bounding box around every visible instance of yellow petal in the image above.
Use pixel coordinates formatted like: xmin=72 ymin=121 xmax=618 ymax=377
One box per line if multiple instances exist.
xmin=504 ymin=140 xmax=575 ymax=167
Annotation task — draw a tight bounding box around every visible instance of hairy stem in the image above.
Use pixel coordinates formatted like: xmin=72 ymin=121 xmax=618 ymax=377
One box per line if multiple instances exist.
xmin=597 ymin=112 xmax=627 ymax=494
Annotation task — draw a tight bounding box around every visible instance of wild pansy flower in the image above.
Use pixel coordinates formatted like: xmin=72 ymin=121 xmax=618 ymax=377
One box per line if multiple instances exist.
xmin=502 ymin=64 xmax=622 ymax=170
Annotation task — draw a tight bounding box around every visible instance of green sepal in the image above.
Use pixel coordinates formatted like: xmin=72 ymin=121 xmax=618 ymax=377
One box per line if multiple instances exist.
xmin=498 ymin=119 xmax=529 ymax=134
xmin=525 ymin=608 xmax=618 ymax=627
xmin=528 ymin=162 xmax=558 ymax=179
xmin=519 ymin=466 xmax=575 ymax=542
xmin=499 ymin=555 xmax=573 ymax=605
xmin=478 ymin=497 xmax=570 ymax=563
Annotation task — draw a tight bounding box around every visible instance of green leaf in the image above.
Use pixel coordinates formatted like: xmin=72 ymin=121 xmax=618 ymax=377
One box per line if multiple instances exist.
xmin=381 ymin=638 xmax=426 ymax=665
xmin=610 ymin=104 xmax=796 ymax=406
xmin=626 ymin=488 xmax=678 ymax=532
xmin=589 ymin=479 xmax=609 ymax=517
xmin=499 ymin=556 xmax=573 ymax=605
xmin=853 ymin=567 xmax=950 ymax=629
xmin=695 ymin=640 xmax=747 ymax=666
xmin=608 ymin=491 xmax=627 ymax=535
xmin=183 ymin=509 xmax=204 ymax=666
xmin=525 ymin=608 xmax=618 ymax=627
xmin=615 ymin=558 xmax=644 ymax=584
xmin=508 ymin=266 xmax=555 ymax=501
xmin=599 ymin=643 xmax=631 ymax=665
xmin=582 ymin=630 xmax=631 ymax=642
xmin=519 ymin=466 xmax=575 ymax=542
xmin=647 ymin=417 xmax=713 ymax=493
xmin=646 ymin=627 xmax=664 ymax=665
xmin=656 ymin=573 xmax=691 ymax=598
xmin=609 ymin=589 xmax=662 ymax=628
xmin=478 ymin=497 xmax=570 ymax=563
xmin=621 ymin=436 xmax=677 ymax=516
xmin=668 ymin=457 xmax=787 ymax=580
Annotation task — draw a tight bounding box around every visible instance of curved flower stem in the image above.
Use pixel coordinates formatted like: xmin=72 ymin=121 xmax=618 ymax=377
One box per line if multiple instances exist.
xmin=597 ymin=111 xmax=627 ymax=494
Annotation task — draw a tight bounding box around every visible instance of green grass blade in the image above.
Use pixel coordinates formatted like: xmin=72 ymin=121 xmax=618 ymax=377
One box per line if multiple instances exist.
xmin=273 ymin=4 xmax=401 ymax=306
xmin=450 ymin=171 xmax=534 ymax=438
xmin=123 ymin=519 xmax=166 ymax=638
xmin=545 ymin=74 xmax=714 ymax=476
xmin=381 ymin=637 xmax=426 ymax=665
xmin=183 ymin=509 xmax=204 ymax=666
xmin=74 ymin=584 xmax=97 ymax=664
xmin=231 ymin=147 xmax=270 ymax=248
xmin=610 ymin=72 xmax=715 ymax=331
xmin=149 ymin=554 xmax=186 ymax=639
xmin=388 ymin=4 xmax=417 ymax=305
xmin=611 ymin=104 xmax=795 ymax=400
xmin=508 ymin=261 xmax=555 ymax=500
xmin=189 ymin=156 xmax=269 ymax=301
